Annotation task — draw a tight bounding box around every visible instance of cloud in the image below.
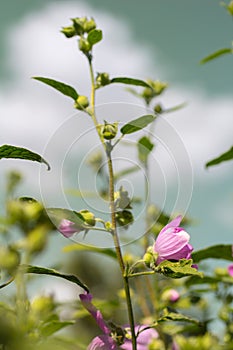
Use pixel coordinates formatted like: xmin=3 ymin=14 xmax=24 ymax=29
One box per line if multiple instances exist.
xmin=0 ymin=0 xmax=233 ymax=214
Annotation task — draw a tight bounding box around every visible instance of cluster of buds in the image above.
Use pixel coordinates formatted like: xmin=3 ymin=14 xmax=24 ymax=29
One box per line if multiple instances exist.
xmin=142 ymin=79 xmax=168 ymax=105
xmin=114 ymin=187 xmax=134 ymax=229
xmin=101 ymin=120 xmax=118 ymax=140
xmin=61 ymin=17 xmax=102 ymax=55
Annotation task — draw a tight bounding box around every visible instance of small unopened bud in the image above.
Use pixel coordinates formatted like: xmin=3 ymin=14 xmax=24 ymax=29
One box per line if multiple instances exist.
xmin=115 ymin=210 xmax=134 ymax=228
xmin=0 ymin=246 xmax=20 ymax=273
xmin=161 ymin=289 xmax=180 ymax=303
xmin=101 ymin=121 xmax=118 ymax=140
xmin=78 ymin=37 xmax=91 ymax=53
xmin=61 ymin=26 xmax=76 ymax=38
xmin=84 ymin=18 xmax=96 ymax=33
xmin=154 ymin=103 xmax=163 ymax=114
xmin=96 ymin=72 xmax=110 ymax=88
xmin=79 ymin=210 xmax=95 ymax=226
xmin=72 ymin=17 xmax=87 ymax=35
xmin=74 ymin=95 xmax=89 ymax=110
xmin=143 ymin=246 xmax=157 ymax=269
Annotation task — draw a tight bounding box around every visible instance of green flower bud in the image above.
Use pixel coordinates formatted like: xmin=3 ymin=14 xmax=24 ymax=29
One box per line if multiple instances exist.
xmin=61 ymin=26 xmax=76 ymax=38
xmin=79 ymin=210 xmax=96 ymax=226
xmin=143 ymin=246 xmax=157 ymax=269
xmin=101 ymin=121 xmax=118 ymax=140
xmin=31 ymin=295 xmax=55 ymax=317
xmin=227 ymin=0 xmax=233 ymax=15
xmin=26 ymin=225 xmax=48 ymax=253
xmin=114 ymin=186 xmax=131 ymax=209
xmin=154 ymin=103 xmax=163 ymax=114
xmin=115 ymin=210 xmax=134 ymax=229
xmin=0 ymin=246 xmax=20 ymax=273
xmin=84 ymin=18 xmax=96 ymax=33
xmin=74 ymin=95 xmax=89 ymax=110
xmin=104 ymin=221 xmax=112 ymax=231
xmin=78 ymin=37 xmax=91 ymax=53
xmin=96 ymin=72 xmax=110 ymax=88
xmin=72 ymin=17 xmax=87 ymax=35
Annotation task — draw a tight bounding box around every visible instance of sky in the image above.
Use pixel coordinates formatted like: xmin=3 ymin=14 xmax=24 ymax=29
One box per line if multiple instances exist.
xmin=0 ymin=0 xmax=233 ymax=256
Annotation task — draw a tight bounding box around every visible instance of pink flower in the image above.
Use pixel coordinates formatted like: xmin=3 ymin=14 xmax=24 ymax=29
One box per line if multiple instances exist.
xmin=228 ymin=264 xmax=233 ymax=277
xmin=79 ymin=293 xmax=159 ymax=349
xmin=161 ymin=289 xmax=180 ymax=303
xmin=121 ymin=325 xmax=158 ymax=350
xmin=58 ymin=219 xmax=82 ymax=238
xmin=153 ymin=215 xmax=193 ymax=265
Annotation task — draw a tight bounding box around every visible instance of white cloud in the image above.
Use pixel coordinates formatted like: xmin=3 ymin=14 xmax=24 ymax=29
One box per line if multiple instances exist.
xmin=1 ymin=0 xmax=233 ymax=213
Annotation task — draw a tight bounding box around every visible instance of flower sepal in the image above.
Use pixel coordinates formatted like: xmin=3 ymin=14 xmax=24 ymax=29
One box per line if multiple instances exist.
xmin=154 ymin=259 xmax=203 ymax=279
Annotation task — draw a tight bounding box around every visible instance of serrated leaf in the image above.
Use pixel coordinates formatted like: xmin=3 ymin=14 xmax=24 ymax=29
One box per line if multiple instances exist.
xmin=41 ymin=320 xmax=75 ymax=337
xmin=46 ymin=208 xmax=85 ymax=227
xmin=120 ymin=115 xmax=156 ymax=135
xmin=110 ymin=77 xmax=152 ymax=88
xmin=87 ymin=29 xmax=102 ymax=45
xmin=192 ymin=244 xmax=233 ymax=263
xmin=157 ymin=310 xmax=200 ymax=325
xmin=200 ymin=48 xmax=232 ymax=64
xmin=154 ymin=259 xmax=203 ymax=279
xmin=0 ymin=145 xmax=50 ymax=170
xmin=137 ymin=136 xmax=154 ymax=163
xmin=206 ymin=146 xmax=233 ymax=168
xmin=63 ymin=243 xmax=117 ymax=260
xmin=21 ymin=264 xmax=89 ymax=292
xmin=33 ymin=77 xmax=79 ymax=101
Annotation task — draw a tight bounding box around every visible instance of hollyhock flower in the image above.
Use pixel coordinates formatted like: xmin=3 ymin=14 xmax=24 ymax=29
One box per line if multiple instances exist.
xmin=153 ymin=215 xmax=193 ymax=265
xmin=58 ymin=219 xmax=81 ymax=238
xmin=79 ymin=292 xmax=159 ymax=350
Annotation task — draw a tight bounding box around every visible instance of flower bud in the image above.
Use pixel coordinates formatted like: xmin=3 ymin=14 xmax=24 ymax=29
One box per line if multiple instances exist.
xmin=84 ymin=18 xmax=96 ymax=33
xmin=101 ymin=121 xmax=118 ymax=140
xmin=143 ymin=246 xmax=157 ymax=269
xmin=31 ymin=295 xmax=55 ymax=318
xmin=74 ymin=95 xmax=89 ymax=110
xmin=115 ymin=210 xmax=134 ymax=229
xmin=154 ymin=103 xmax=163 ymax=114
xmin=78 ymin=37 xmax=91 ymax=53
xmin=96 ymin=72 xmax=110 ymax=88
xmin=114 ymin=186 xmax=131 ymax=209
xmin=0 ymin=246 xmax=20 ymax=273
xmin=72 ymin=17 xmax=87 ymax=35
xmin=61 ymin=26 xmax=76 ymax=38
xmin=161 ymin=289 xmax=180 ymax=303
xmin=79 ymin=210 xmax=95 ymax=226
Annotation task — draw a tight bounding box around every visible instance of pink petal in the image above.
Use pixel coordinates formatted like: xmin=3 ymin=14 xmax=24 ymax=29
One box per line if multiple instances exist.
xmin=88 ymin=335 xmax=117 ymax=350
xmin=121 ymin=325 xmax=158 ymax=350
xmin=58 ymin=219 xmax=80 ymax=237
xmin=160 ymin=215 xmax=182 ymax=234
xmin=228 ymin=264 xmax=233 ymax=277
xmin=80 ymin=293 xmax=110 ymax=334
xmin=155 ymin=229 xmax=190 ymax=257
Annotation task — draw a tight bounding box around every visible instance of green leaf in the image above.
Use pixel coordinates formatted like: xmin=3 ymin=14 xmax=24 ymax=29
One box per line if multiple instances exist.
xmin=87 ymin=29 xmax=102 ymax=45
xmin=63 ymin=243 xmax=117 ymax=260
xmin=157 ymin=309 xmax=200 ymax=325
xmin=21 ymin=264 xmax=89 ymax=292
xmin=33 ymin=77 xmax=79 ymax=101
xmin=186 ymin=275 xmax=233 ymax=287
xmin=110 ymin=77 xmax=152 ymax=88
xmin=114 ymin=165 xmax=140 ymax=180
xmin=154 ymin=259 xmax=203 ymax=279
xmin=0 ymin=145 xmax=50 ymax=170
xmin=200 ymin=48 xmax=232 ymax=64
xmin=120 ymin=115 xmax=156 ymax=135
xmin=137 ymin=136 xmax=154 ymax=163
xmin=206 ymin=146 xmax=233 ymax=168
xmin=41 ymin=320 xmax=75 ymax=337
xmin=192 ymin=244 xmax=233 ymax=263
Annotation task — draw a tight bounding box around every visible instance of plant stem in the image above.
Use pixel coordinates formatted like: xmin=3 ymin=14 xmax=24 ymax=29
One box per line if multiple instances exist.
xmin=107 ymin=152 xmax=137 ymax=350
xmin=88 ymin=56 xmax=137 ymax=349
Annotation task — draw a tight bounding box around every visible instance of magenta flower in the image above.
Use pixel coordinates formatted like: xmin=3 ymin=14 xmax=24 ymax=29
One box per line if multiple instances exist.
xmin=228 ymin=264 xmax=233 ymax=277
xmin=153 ymin=215 xmax=193 ymax=265
xmin=161 ymin=289 xmax=180 ymax=303
xmin=79 ymin=292 xmax=158 ymax=349
xmin=58 ymin=219 xmax=81 ymax=238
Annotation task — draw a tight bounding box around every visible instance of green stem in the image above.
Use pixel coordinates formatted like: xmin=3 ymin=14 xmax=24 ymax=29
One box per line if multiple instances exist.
xmin=88 ymin=55 xmax=137 ymax=350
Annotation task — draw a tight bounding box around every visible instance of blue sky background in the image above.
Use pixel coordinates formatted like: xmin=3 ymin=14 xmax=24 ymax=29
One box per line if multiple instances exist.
xmin=0 ymin=0 xmax=233 ymax=265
